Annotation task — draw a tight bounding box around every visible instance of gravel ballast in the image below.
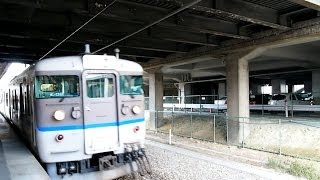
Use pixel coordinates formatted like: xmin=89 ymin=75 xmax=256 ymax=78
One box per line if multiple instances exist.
xmin=121 ymin=140 xmax=298 ymax=180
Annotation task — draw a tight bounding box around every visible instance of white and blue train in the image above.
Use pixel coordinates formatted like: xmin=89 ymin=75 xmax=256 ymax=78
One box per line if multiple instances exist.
xmin=0 ymin=50 xmax=150 ymax=179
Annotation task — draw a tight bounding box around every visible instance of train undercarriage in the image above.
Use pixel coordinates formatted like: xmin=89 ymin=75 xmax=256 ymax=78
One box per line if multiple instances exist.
xmin=46 ymin=145 xmax=152 ymax=179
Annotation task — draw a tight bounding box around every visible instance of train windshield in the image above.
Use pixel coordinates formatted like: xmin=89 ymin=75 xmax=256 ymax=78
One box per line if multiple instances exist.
xmin=35 ymin=75 xmax=80 ymax=99
xmin=120 ymin=75 xmax=143 ymax=95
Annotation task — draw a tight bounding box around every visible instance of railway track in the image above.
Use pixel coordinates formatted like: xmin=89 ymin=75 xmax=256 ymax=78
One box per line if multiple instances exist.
xmin=120 ymin=139 xmax=298 ymax=180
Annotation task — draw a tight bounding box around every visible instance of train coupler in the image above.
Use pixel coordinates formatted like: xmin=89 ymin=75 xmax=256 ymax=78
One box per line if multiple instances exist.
xmin=99 ymin=155 xmax=117 ymax=170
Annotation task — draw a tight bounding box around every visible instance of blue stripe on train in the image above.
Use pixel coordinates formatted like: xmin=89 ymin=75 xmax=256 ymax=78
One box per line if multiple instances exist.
xmin=37 ymin=118 xmax=144 ymax=132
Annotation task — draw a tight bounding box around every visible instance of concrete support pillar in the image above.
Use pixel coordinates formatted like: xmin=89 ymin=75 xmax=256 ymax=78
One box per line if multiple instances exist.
xmin=304 ymin=81 xmax=312 ymax=93
xmin=143 ymin=85 xmax=149 ymax=97
xmin=312 ymin=71 xmax=320 ymax=104
xmin=287 ymin=84 xmax=293 ymax=93
xmin=185 ymin=83 xmax=191 ymax=95
xmin=184 ymin=83 xmax=192 ymax=103
xmin=178 ymin=82 xmax=185 ymax=104
xmin=271 ymin=79 xmax=286 ymax=94
xmin=250 ymin=84 xmax=262 ymax=94
xmin=218 ymin=82 xmax=226 ymax=98
xmin=226 ymin=56 xmax=250 ymax=145
xmin=149 ymin=72 xmax=163 ymax=129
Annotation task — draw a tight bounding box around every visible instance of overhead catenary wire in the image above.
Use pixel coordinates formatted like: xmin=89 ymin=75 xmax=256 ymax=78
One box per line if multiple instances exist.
xmin=92 ymin=0 xmax=202 ymax=54
xmin=38 ymin=0 xmax=117 ymax=60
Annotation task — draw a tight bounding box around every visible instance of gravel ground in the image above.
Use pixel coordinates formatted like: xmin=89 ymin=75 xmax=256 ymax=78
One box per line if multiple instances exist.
xmin=120 ymin=140 xmax=299 ymax=180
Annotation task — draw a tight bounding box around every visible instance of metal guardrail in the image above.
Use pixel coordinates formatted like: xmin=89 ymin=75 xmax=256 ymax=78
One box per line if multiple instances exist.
xmin=163 ymin=103 xmax=320 ymax=112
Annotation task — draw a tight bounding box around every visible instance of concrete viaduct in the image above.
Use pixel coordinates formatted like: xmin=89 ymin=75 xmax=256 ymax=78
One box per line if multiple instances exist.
xmin=1 ymin=0 xmax=320 ymax=143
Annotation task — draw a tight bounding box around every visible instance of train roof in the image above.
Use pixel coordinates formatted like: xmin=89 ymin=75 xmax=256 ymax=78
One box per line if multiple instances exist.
xmin=83 ymin=55 xmax=143 ymax=72
xmin=35 ymin=54 xmax=143 ymax=72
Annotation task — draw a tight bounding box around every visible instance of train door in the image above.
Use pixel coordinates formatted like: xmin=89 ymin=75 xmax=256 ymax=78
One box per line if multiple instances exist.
xmin=82 ymin=70 xmax=119 ymax=154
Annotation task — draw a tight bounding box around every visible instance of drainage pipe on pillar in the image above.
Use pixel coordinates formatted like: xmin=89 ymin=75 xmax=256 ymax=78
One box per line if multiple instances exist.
xmin=92 ymin=0 xmax=202 ymax=54
xmin=285 ymin=100 xmax=288 ymax=118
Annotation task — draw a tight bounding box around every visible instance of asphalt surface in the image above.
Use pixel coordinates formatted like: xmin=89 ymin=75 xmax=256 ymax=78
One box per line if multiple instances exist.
xmin=0 ymin=121 xmax=11 ymax=180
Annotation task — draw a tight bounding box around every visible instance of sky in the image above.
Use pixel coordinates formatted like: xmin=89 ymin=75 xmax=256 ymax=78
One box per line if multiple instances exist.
xmin=0 ymin=63 xmax=29 ymax=89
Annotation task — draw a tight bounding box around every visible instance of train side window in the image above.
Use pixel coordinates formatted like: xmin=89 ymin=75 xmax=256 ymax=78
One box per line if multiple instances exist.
xmin=24 ymin=92 xmax=27 ymax=114
xmin=15 ymin=90 xmax=18 ymax=111
xmin=8 ymin=90 xmax=11 ymax=108
xmin=11 ymin=91 xmax=13 ymax=109
xmin=20 ymin=84 xmax=24 ymax=114
xmin=5 ymin=93 xmax=8 ymax=106
xmin=26 ymin=85 xmax=30 ymax=115
xmin=12 ymin=90 xmax=15 ymax=110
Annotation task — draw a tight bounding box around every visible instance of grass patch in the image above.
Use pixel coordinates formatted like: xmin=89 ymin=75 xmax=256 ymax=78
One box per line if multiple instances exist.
xmin=267 ymin=158 xmax=288 ymax=171
xmin=268 ymin=158 xmax=320 ymax=180
xmin=282 ymin=147 xmax=320 ymax=160
xmin=289 ymin=162 xmax=319 ymax=180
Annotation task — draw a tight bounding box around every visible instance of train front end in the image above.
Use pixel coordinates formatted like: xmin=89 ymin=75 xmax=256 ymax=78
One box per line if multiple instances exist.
xmin=81 ymin=54 xmax=149 ymax=176
xmin=35 ymin=54 xmax=149 ymax=179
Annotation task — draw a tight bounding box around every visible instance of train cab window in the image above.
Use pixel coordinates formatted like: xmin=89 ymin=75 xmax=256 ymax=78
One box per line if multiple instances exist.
xmin=120 ymin=75 xmax=143 ymax=95
xmin=86 ymin=74 xmax=114 ymax=98
xmin=35 ymin=75 xmax=80 ymax=99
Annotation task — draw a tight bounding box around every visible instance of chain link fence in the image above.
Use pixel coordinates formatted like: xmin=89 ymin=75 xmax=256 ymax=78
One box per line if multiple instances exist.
xmin=145 ymin=110 xmax=320 ymax=162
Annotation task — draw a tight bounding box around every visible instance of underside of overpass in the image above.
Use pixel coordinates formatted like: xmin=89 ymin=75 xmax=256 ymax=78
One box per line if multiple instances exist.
xmin=0 ymin=0 xmax=319 ymax=68
xmin=1 ymin=0 xmax=320 ymax=144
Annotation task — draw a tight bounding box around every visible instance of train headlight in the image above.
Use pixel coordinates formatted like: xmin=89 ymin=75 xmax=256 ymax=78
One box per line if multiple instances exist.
xmin=53 ymin=110 xmax=65 ymax=121
xmin=121 ymin=106 xmax=129 ymax=115
xmin=132 ymin=105 xmax=141 ymax=114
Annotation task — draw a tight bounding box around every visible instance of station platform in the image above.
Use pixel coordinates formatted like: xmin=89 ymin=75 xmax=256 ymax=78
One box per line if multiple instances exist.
xmin=0 ymin=116 xmax=49 ymax=180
